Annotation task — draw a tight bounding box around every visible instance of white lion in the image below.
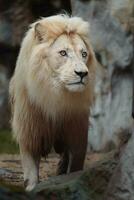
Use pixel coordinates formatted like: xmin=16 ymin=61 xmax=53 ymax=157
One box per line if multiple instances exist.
xmin=9 ymin=15 xmax=96 ymax=191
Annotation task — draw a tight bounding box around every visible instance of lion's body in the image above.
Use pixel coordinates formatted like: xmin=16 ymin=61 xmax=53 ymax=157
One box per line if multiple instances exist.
xmin=9 ymin=15 xmax=96 ymax=191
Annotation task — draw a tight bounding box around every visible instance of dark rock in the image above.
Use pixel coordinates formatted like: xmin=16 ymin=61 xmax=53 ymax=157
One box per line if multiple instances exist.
xmin=0 ymin=19 xmax=12 ymax=45
xmin=0 ymin=186 xmax=31 ymax=200
xmin=0 ymin=65 xmax=10 ymax=129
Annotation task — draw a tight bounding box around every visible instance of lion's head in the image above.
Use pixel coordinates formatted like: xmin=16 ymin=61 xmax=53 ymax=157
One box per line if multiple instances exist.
xmin=44 ymin=33 xmax=91 ymax=92
xmin=15 ymin=15 xmax=96 ymax=116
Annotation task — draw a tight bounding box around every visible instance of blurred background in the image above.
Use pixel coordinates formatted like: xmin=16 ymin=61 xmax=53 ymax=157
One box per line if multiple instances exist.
xmin=0 ymin=0 xmax=133 ymax=154
xmin=0 ymin=0 xmax=72 ymax=153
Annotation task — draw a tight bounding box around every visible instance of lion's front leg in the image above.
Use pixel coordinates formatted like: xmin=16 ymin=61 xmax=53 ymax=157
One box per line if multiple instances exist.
xmin=20 ymin=145 xmax=40 ymax=191
xmin=64 ymin=114 xmax=89 ymax=173
xmin=68 ymin=150 xmax=86 ymax=173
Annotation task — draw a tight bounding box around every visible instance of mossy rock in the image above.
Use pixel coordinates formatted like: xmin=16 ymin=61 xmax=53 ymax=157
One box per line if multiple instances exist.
xmin=33 ymin=151 xmax=118 ymax=200
xmin=0 ymin=151 xmax=118 ymax=200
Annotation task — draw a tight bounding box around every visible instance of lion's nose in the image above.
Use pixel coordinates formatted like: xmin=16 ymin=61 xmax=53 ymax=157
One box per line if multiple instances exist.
xmin=74 ymin=70 xmax=88 ymax=79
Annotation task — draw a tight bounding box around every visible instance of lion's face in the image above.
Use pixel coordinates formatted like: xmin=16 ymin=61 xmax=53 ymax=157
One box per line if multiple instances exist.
xmin=46 ymin=34 xmax=90 ymax=92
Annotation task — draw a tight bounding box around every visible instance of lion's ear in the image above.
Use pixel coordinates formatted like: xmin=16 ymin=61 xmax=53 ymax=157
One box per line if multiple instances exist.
xmin=35 ymin=23 xmax=46 ymax=42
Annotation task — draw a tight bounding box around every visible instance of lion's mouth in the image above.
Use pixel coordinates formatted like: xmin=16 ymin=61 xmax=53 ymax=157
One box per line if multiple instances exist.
xmin=65 ymin=80 xmax=86 ymax=92
xmin=67 ymin=81 xmax=85 ymax=86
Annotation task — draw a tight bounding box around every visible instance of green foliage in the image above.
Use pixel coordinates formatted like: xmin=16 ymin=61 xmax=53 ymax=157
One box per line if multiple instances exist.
xmin=0 ymin=130 xmax=19 ymax=154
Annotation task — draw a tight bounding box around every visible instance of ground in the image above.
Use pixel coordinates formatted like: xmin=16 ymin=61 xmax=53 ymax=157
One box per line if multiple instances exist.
xmin=0 ymin=152 xmax=105 ymax=188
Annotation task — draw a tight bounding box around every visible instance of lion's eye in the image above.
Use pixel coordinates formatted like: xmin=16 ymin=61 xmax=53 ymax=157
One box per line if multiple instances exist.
xmin=82 ymin=51 xmax=87 ymax=58
xmin=59 ymin=50 xmax=67 ymax=56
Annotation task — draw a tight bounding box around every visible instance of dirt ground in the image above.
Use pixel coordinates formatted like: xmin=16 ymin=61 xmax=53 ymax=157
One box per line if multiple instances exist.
xmin=0 ymin=153 xmax=105 ymax=187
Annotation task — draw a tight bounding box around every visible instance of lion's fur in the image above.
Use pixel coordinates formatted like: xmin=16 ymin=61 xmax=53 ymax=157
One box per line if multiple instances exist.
xmin=9 ymin=15 xmax=96 ymax=157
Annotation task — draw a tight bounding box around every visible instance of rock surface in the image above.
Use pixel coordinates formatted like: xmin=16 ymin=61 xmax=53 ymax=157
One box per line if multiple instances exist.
xmin=72 ymin=0 xmax=134 ymax=151
xmin=104 ymin=128 xmax=134 ymax=200
xmin=0 ymin=151 xmax=118 ymax=200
